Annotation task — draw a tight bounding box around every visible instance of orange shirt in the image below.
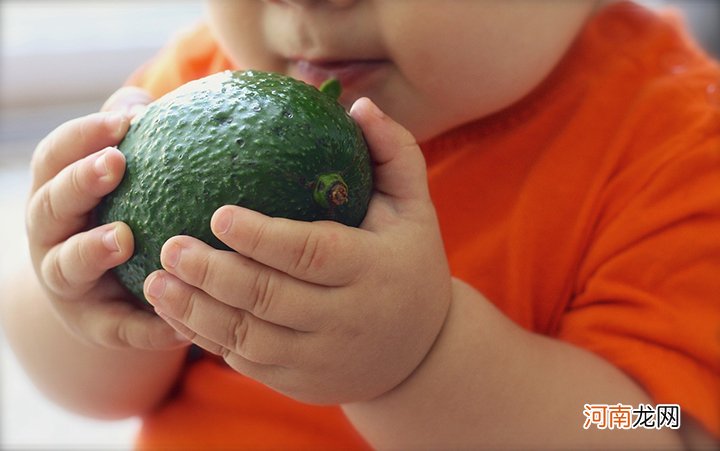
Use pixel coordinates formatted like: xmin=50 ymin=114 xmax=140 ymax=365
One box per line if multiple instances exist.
xmin=130 ymin=2 xmax=720 ymax=448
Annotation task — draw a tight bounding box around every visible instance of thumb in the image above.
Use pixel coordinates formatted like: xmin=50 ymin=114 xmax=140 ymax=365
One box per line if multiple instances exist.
xmin=349 ymin=97 xmax=430 ymax=203
xmin=101 ymin=86 xmax=153 ymax=119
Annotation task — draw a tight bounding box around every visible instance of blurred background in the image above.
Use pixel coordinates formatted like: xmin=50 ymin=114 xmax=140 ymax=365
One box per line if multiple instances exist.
xmin=0 ymin=0 xmax=718 ymax=449
xmin=0 ymin=1 xmax=205 ymax=449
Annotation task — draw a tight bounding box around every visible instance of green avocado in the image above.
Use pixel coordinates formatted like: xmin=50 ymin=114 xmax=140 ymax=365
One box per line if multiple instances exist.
xmin=97 ymin=70 xmax=373 ymax=303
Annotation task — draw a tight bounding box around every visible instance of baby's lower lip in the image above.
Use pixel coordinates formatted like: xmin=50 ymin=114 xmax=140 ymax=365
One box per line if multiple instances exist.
xmin=290 ymin=59 xmax=387 ymax=92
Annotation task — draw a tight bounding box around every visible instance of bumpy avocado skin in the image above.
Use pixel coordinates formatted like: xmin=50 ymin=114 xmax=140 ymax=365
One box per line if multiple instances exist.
xmin=97 ymin=70 xmax=373 ymax=303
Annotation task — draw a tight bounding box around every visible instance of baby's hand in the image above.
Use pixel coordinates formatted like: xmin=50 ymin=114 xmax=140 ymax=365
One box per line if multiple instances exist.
xmin=26 ymin=88 xmax=187 ymax=350
xmin=144 ymin=98 xmax=452 ymax=403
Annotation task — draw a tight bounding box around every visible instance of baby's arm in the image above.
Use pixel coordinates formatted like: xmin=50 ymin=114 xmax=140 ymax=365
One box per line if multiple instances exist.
xmin=0 ymin=89 xmax=189 ymax=418
xmin=1 ymin=267 xmax=187 ymax=419
xmin=342 ymin=279 xmax=687 ymax=449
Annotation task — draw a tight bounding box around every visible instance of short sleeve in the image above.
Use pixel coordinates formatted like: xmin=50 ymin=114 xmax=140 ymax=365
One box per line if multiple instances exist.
xmin=557 ymin=133 xmax=720 ymax=437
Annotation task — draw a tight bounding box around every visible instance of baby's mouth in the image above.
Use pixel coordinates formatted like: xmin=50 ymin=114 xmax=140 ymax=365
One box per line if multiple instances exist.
xmin=289 ymin=58 xmax=388 ymax=92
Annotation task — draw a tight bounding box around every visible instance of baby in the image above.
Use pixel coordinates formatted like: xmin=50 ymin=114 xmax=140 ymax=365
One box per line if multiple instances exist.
xmin=2 ymin=0 xmax=718 ymax=449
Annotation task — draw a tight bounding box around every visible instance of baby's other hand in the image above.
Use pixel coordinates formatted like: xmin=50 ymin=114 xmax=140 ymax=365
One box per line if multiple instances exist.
xmin=26 ymin=88 xmax=187 ymax=350
xmin=145 ymin=98 xmax=452 ymax=403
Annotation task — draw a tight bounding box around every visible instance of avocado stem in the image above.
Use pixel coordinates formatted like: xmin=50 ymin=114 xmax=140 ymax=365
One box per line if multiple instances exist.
xmin=328 ymin=183 xmax=349 ymax=206
xmin=313 ymin=173 xmax=349 ymax=209
xmin=319 ymin=78 xmax=342 ymax=101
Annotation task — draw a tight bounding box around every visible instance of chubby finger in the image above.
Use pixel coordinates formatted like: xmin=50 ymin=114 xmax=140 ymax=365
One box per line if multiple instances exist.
xmin=157 ymin=311 xmax=285 ymax=390
xmin=144 ymin=270 xmax=304 ymax=367
xmin=152 ymin=309 xmax=282 ymax=387
xmin=159 ymin=235 xmax=329 ymax=331
xmin=211 ymin=206 xmax=371 ymax=286
xmin=349 ymin=97 xmax=430 ymax=204
xmin=40 ymin=222 xmax=133 ymax=297
xmin=101 ymin=86 xmax=152 ymax=118
xmin=31 ymin=111 xmax=129 ymax=192
xmin=66 ymin=294 xmax=192 ymax=350
xmin=27 ymin=147 xmax=126 ymax=248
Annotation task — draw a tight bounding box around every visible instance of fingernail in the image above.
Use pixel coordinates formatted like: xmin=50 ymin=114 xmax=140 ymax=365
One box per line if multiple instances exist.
xmin=102 ymin=227 xmax=120 ymax=252
xmin=363 ymin=97 xmax=385 ymax=119
xmin=94 ymin=150 xmax=109 ymax=178
xmin=106 ymin=112 xmax=128 ymax=139
xmin=146 ymin=273 xmax=166 ymax=300
xmin=350 ymin=97 xmax=385 ymax=119
xmin=163 ymin=242 xmax=181 ymax=268
xmin=212 ymin=209 xmax=232 ymax=236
